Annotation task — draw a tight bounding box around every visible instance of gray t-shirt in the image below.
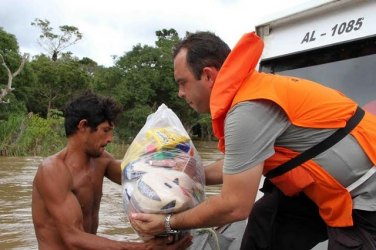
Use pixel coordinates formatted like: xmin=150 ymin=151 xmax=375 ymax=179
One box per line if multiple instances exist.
xmin=223 ymin=100 xmax=376 ymax=210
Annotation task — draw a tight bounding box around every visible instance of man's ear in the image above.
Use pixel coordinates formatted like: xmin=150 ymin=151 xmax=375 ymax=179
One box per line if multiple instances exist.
xmin=77 ymin=119 xmax=88 ymax=131
xmin=202 ymin=67 xmax=218 ymax=88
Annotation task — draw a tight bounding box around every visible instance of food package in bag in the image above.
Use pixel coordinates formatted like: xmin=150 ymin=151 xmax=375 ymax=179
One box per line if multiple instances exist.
xmin=121 ymin=104 xmax=205 ymax=235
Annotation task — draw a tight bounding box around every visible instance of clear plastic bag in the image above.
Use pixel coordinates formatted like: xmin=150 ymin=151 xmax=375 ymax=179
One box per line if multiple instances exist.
xmin=121 ymin=104 xmax=205 ymax=220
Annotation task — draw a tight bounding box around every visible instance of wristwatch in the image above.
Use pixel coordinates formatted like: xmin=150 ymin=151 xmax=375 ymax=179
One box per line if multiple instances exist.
xmin=164 ymin=214 xmax=179 ymax=234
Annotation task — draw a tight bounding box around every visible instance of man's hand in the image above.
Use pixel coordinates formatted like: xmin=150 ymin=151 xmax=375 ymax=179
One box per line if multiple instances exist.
xmin=145 ymin=234 xmax=192 ymax=250
xmin=130 ymin=213 xmax=166 ymax=236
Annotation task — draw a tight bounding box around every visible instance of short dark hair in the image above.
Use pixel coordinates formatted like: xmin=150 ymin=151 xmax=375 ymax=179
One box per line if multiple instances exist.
xmin=63 ymin=91 xmax=123 ymax=137
xmin=172 ymin=31 xmax=231 ymax=80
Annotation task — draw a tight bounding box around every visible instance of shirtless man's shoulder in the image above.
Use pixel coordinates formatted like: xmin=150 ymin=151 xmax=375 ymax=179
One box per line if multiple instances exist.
xmin=32 ymin=150 xmax=77 ymax=249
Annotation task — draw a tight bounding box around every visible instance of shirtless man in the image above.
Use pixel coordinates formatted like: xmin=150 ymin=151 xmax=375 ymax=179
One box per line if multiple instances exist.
xmin=32 ymin=91 xmax=192 ymax=250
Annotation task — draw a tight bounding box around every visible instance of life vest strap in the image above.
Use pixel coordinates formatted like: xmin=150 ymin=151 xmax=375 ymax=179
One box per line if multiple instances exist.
xmin=265 ymin=106 xmax=365 ymax=179
xmin=347 ymin=166 xmax=376 ymax=192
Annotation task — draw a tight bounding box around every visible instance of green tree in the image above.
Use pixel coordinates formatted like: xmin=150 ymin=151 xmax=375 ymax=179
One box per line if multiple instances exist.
xmin=79 ymin=57 xmax=99 ymax=76
xmin=31 ymin=18 xmax=83 ymax=61
xmin=152 ymin=28 xmax=180 ymax=108
xmin=109 ymin=44 xmax=157 ymax=139
xmin=29 ymin=55 xmax=91 ymax=117
xmin=106 ymin=28 xmax=204 ymax=141
xmin=0 ymin=27 xmax=29 ymax=115
xmin=0 ymin=52 xmax=29 ymax=103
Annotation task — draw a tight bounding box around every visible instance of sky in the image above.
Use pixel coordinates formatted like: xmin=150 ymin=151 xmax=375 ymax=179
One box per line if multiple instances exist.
xmin=0 ymin=0 xmax=312 ymax=66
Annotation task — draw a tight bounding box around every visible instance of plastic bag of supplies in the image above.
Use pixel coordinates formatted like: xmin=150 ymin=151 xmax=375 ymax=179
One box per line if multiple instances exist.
xmin=121 ymin=104 xmax=205 ymax=230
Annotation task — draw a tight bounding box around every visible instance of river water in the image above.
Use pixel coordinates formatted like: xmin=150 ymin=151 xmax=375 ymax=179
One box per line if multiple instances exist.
xmin=0 ymin=141 xmax=224 ymax=250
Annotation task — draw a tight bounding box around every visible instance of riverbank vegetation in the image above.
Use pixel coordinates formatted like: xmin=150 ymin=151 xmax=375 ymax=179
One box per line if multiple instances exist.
xmin=0 ymin=21 xmax=214 ymax=156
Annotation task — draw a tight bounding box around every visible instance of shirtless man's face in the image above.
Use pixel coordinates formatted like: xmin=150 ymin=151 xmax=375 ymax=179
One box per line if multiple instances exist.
xmin=85 ymin=121 xmax=114 ymax=158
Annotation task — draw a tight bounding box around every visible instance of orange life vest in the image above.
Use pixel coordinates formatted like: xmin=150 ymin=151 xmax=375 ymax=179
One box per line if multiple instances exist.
xmin=210 ymin=32 xmax=376 ymax=227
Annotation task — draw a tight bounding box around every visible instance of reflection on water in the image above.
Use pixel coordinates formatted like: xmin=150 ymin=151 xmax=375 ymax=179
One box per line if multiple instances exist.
xmin=0 ymin=141 xmax=223 ymax=250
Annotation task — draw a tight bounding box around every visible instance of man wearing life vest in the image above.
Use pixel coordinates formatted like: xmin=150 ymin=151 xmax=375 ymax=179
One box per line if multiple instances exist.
xmin=131 ymin=31 xmax=376 ymax=249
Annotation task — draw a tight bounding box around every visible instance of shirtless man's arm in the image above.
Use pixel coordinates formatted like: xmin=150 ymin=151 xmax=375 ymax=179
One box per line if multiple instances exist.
xmin=32 ymin=158 xmax=191 ymax=250
xmin=104 ymin=154 xmax=122 ymax=185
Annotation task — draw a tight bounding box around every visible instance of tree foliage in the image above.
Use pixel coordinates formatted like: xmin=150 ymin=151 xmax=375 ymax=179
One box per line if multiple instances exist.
xmin=28 ymin=55 xmax=91 ymax=117
xmin=0 ymin=27 xmax=29 ymax=112
xmin=0 ymin=52 xmax=29 ymax=103
xmin=0 ymin=27 xmax=21 ymax=94
xmin=0 ymin=112 xmax=65 ymax=156
xmin=0 ymin=26 xmax=215 ymax=156
xmin=106 ymin=28 xmax=204 ymax=139
xmin=31 ymin=18 xmax=83 ymax=61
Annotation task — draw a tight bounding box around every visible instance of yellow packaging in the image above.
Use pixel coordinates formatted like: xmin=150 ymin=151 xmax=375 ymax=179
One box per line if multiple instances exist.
xmin=146 ymin=127 xmax=189 ymax=151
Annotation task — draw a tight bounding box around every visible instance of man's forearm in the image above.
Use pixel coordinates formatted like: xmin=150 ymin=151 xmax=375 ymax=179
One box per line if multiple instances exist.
xmin=172 ymin=164 xmax=263 ymax=230
xmin=170 ymin=193 xmax=248 ymax=230
xmin=204 ymin=159 xmax=224 ymax=185
xmin=63 ymin=230 xmax=146 ymax=250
